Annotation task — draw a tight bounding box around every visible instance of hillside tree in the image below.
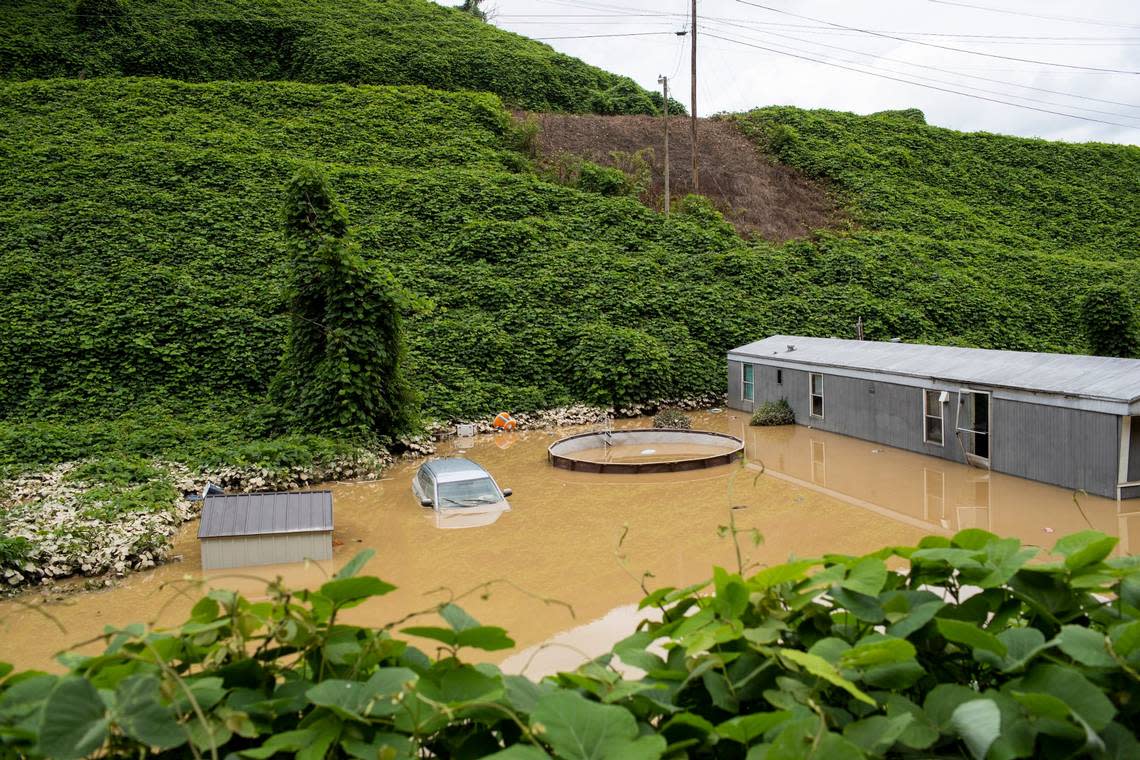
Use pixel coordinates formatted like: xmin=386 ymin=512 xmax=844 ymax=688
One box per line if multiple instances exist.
xmin=1080 ymin=284 xmax=1139 ymax=358
xmin=271 ymin=165 xmax=418 ymax=439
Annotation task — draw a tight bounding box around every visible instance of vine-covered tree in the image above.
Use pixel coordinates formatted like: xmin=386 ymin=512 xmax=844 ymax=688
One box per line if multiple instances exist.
xmin=459 ymin=0 xmax=487 ymax=22
xmin=1080 ymin=284 xmax=1139 ymax=358
xmin=271 ymin=165 xmax=417 ymax=439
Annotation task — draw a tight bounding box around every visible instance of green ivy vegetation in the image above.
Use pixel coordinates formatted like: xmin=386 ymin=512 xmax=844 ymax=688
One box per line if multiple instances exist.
xmin=2 ymin=79 xmax=1138 ymax=472
xmin=272 ymin=165 xmax=418 ymax=440
xmin=0 ymin=0 xmax=676 ymax=115
xmin=1080 ymin=284 xmax=1140 ymax=358
xmin=0 ymin=529 xmax=1137 ymax=758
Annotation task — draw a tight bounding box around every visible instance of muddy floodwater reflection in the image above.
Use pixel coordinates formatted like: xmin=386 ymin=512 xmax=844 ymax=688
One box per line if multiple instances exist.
xmin=1 ymin=412 xmax=1135 ymax=672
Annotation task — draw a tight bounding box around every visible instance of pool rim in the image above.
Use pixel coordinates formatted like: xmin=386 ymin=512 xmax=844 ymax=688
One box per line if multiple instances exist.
xmin=548 ymin=428 xmax=745 ymax=474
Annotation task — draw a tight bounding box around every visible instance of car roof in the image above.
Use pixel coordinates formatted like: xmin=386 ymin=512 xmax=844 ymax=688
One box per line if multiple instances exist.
xmin=421 ymin=457 xmax=493 ymax=483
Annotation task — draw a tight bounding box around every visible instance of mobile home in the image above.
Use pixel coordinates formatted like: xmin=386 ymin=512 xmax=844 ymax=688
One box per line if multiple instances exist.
xmin=727 ymin=336 xmax=1140 ymax=499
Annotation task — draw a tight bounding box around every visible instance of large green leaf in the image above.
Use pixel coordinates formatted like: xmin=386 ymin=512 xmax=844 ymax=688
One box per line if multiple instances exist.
xmin=748 ymin=560 xmax=820 ymax=591
xmin=843 ymin=714 xmax=913 ymax=754
xmin=924 ymin=684 xmax=983 ymax=730
xmin=841 ymin=557 xmax=888 ymax=596
xmin=778 ymin=649 xmax=874 ymax=705
xmin=306 ymin=668 xmax=417 ymax=721
xmin=114 ymin=675 xmax=187 ymax=750
xmin=530 ymin=691 xmax=666 ymax=760
xmin=936 ymin=618 xmax=1007 ymax=656
xmin=456 ymin=625 xmax=515 ymax=651
xmin=482 ymin=747 xmax=552 ymax=760
xmin=1013 ymin=664 xmax=1116 ymax=731
xmin=950 ymin=699 xmax=1001 ymax=760
xmin=319 ymin=576 xmax=396 ymax=607
xmin=440 ymin=603 xmax=480 ymax=632
xmin=716 ymin=711 xmax=791 ymax=744
xmin=37 ymin=677 xmax=109 ymax=760
xmin=1056 ymin=625 xmax=1115 ymax=668
xmin=334 ymin=549 xmax=376 ymax=579
xmin=839 ymin=637 xmax=916 ymax=670
xmin=1052 ymin=531 xmax=1118 ymax=569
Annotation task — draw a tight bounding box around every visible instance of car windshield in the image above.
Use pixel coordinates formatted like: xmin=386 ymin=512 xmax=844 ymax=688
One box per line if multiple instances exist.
xmin=437 ymin=477 xmax=501 ymax=507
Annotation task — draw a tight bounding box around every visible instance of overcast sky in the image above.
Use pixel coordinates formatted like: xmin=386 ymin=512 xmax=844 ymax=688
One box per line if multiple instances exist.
xmin=438 ymin=0 xmax=1140 ymax=145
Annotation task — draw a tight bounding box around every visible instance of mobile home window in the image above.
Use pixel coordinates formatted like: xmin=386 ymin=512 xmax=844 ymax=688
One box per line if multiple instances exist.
xmin=742 ymin=364 xmax=754 ymax=401
xmin=923 ymin=390 xmax=944 ymax=446
xmin=777 ymin=369 xmax=783 ymax=385
xmin=809 ymin=373 xmax=824 ymax=418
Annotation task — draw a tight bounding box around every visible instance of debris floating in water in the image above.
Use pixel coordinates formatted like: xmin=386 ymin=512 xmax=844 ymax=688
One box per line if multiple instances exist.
xmin=640 ymin=449 xmax=657 ymax=456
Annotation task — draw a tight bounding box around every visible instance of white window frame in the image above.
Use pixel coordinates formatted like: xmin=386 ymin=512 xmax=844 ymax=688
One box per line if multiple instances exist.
xmin=923 ymin=389 xmax=945 ymax=447
xmin=741 ymin=364 xmax=754 ymax=402
xmin=809 ymin=373 xmax=824 ymax=419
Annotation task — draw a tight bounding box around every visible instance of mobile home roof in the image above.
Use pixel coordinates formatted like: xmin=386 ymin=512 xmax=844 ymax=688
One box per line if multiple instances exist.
xmin=729 ymin=336 xmax=1140 ymax=407
xmin=198 ymin=491 xmax=333 ymax=539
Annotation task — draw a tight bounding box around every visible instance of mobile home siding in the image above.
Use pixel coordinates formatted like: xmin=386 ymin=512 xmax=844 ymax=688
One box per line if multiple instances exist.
xmin=200 ymin=531 xmax=332 ymax=571
xmin=742 ymin=366 xmax=963 ymax=463
xmin=989 ymin=401 xmax=1120 ymax=498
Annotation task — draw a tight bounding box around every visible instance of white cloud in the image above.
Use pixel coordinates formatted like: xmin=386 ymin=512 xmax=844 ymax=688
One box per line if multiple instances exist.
xmin=440 ymin=0 xmax=1140 ymax=145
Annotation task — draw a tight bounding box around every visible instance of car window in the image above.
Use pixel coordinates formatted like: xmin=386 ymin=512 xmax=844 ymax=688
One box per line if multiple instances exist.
xmin=437 ymin=478 xmax=500 ymax=507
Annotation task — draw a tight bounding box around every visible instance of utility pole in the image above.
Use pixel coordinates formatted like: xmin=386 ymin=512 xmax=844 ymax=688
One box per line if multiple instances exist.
xmin=658 ymin=75 xmax=670 ymax=216
xmin=690 ymin=0 xmax=699 ymax=193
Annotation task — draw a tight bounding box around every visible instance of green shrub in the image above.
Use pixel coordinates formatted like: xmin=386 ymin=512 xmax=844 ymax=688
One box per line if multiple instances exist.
xmin=1081 ymin=283 xmax=1139 ymax=357
xmin=752 ymin=398 xmax=795 ymax=426
xmin=65 ymin=455 xmax=159 ymax=486
xmin=577 ymin=161 xmax=629 ymax=196
xmin=0 ymin=535 xmax=31 ymax=565
xmin=0 ymin=530 xmax=1137 ymax=758
xmin=652 ymin=407 xmax=691 ymax=429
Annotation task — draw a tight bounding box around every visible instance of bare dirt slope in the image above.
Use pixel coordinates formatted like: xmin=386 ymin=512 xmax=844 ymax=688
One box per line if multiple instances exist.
xmin=526 ymin=113 xmax=843 ymax=241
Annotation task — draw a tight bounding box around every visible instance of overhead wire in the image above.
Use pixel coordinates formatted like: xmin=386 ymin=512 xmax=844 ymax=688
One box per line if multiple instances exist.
xmin=927 ymin=0 xmax=1140 ymax=31
xmin=734 ymin=0 xmax=1140 ymax=74
xmin=698 ymin=17 xmax=1140 ymax=115
xmin=702 ymin=31 xmax=1140 ymax=130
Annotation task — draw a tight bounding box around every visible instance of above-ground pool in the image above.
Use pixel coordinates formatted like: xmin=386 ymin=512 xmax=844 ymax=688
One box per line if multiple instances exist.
xmin=548 ymin=428 xmax=745 ymax=473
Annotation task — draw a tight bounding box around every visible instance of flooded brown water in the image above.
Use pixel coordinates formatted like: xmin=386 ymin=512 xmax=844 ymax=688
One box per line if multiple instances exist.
xmin=1 ymin=412 xmax=1134 ymax=673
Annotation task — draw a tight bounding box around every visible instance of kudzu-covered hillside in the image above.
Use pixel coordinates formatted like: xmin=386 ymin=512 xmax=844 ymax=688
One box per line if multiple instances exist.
xmin=2 ymin=77 xmax=1139 ymax=472
xmin=0 ymin=0 xmax=672 ymax=115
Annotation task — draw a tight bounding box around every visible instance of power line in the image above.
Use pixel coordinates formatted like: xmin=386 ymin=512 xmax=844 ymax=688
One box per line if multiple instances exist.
xmin=704 ymin=26 xmax=1140 ymax=124
xmin=703 ymin=31 xmax=1140 ymax=130
xmin=533 ymin=31 xmax=680 ymax=40
xmin=927 ymin=0 xmax=1140 ymax=31
xmin=699 ymin=17 xmax=1140 ymax=112
xmin=734 ymin=0 xmax=1140 ymax=74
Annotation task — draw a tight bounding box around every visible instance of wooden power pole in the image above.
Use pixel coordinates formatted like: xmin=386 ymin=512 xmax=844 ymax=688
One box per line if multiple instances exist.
xmin=690 ymin=0 xmax=699 ymax=193
xmin=658 ymin=75 xmax=670 ymax=215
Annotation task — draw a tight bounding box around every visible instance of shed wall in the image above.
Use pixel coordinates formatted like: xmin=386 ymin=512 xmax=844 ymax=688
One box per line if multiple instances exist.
xmin=200 ymin=531 xmax=332 ymax=571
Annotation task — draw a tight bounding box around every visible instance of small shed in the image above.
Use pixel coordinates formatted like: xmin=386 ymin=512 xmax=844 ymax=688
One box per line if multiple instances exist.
xmin=197 ymin=491 xmax=333 ymax=570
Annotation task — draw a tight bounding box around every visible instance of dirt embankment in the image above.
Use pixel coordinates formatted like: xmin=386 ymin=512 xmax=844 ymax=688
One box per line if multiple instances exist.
xmin=524 ymin=113 xmax=843 ymax=242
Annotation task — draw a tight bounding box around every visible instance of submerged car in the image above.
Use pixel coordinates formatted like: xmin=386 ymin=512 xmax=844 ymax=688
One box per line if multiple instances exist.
xmin=412 ymin=458 xmax=512 ymax=528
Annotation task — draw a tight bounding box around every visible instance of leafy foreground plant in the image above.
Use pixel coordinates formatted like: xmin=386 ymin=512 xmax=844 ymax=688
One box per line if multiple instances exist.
xmin=1 ymin=530 xmax=1138 ymax=758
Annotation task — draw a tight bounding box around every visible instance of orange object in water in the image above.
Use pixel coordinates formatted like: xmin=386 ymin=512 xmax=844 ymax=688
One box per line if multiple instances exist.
xmin=493 ymin=412 xmax=517 ymax=430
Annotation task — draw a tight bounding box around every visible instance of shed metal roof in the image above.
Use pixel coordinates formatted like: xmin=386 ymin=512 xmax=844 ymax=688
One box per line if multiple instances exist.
xmin=729 ymin=335 xmax=1140 ymax=405
xmin=197 ymin=490 xmax=333 ymax=539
